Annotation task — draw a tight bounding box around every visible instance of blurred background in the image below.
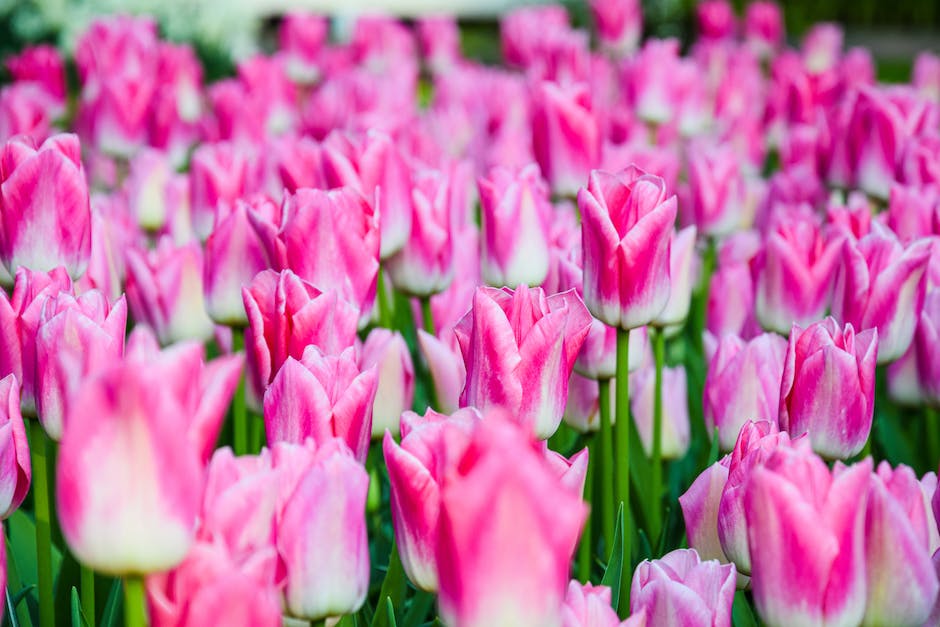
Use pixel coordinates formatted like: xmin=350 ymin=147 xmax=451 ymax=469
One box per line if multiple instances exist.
xmin=1 ymin=0 xmax=938 ymax=82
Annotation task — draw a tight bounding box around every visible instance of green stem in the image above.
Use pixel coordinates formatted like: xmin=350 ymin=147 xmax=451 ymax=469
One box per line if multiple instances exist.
xmin=420 ymin=296 xmax=435 ymax=336
xmin=5 ymin=525 xmax=31 ymax=627
xmin=231 ymin=327 xmax=247 ymax=456
xmin=578 ymin=435 xmax=595 ymax=583
xmin=30 ymin=420 xmax=54 ymax=627
xmin=124 ymin=577 xmax=147 ymax=627
xmin=377 ymin=267 xmax=394 ymax=329
xmin=597 ymin=378 xmax=615 ymax=552
xmin=928 ymin=407 xmax=940 ymax=469
xmin=614 ymin=327 xmax=632 ymax=614
xmin=81 ymin=564 xmax=95 ymax=625
xmin=694 ymin=238 xmax=717 ymax=354
xmin=649 ymin=327 xmax=665 ymax=544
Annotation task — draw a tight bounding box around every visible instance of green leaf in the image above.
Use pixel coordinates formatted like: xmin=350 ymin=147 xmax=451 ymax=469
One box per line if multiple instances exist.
xmin=10 ymin=585 xmax=35 ymax=609
xmin=371 ymin=544 xmax=407 ymax=627
xmin=99 ymin=579 xmax=121 ymax=627
xmin=385 ymin=598 xmax=397 ymax=627
xmin=70 ymin=587 xmax=88 ymax=627
xmin=707 ymin=427 xmax=721 ymax=466
xmin=732 ymin=590 xmax=759 ymax=627
xmin=600 ymin=503 xmax=624 ymax=612
xmin=402 ymin=589 xmax=435 ymax=627
xmin=6 ymin=587 xmax=21 ymax=627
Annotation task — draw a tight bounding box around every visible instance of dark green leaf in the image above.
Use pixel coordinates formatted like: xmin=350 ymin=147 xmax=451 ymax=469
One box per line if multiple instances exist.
xmin=732 ymin=590 xmax=759 ymax=627
xmin=707 ymin=427 xmax=720 ymax=466
xmin=385 ymin=598 xmax=397 ymax=627
xmin=70 ymin=586 xmax=87 ymax=627
xmin=600 ymin=503 xmax=624 ymax=612
xmin=99 ymin=579 xmax=121 ymax=627
xmin=402 ymin=589 xmax=435 ymax=627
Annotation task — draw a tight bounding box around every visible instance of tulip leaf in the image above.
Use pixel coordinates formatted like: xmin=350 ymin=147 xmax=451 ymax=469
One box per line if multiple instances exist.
xmin=70 ymin=587 xmax=88 ymax=627
xmin=707 ymin=427 xmax=720 ymax=466
xmin=99 ymin=579 xmax=122 ymax=627
xmin=385 ymin=598 xmax=397 ymax=627
xmin=402 ymin=589 xmax=435 ymax=626
xmin=601 ymin=503 xmax=624 ymax=611
xmin=732 ymin=591 xmax=759 ymax=627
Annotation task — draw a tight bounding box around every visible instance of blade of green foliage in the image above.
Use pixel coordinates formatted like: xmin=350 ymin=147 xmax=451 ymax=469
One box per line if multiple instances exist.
xmin=99 ymin=579 xmax=121 ymax=627
xmin=600 ymin=503 xmax=625 ymax=612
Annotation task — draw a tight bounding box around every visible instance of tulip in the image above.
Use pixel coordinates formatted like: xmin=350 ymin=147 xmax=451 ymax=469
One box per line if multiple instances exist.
xmin=779 ymin=318 xmax=878 ymax=459
xmin=383 ymin=408 xmax=480 ymax=591
xmin=754 ymin=214 xmax=843 ymax=334
xmin=416 ymin=17 xmax=461 ymax=73
xmin=625 ymin=40 xmax=682 ymax=126
xmin=263 ymin=346 xmax=376 ymax=463
xmin=360 ymin=329 xmax=414 ymax=438
xmin=149 ymin=43 xmax=203 ymax=166
xmin=575 ymin=319 xmax=648 ymax=380
xmin=703 ymin=333 xmax=788 ymax=452
xmin=5 ymin=45 xmax=66 ymax=103
xmin=717 ymin=421 xmax=797 ymax=575
xmin=0 ymin=375 xmax=30 ymax=519
xmin=500 ymin=5 xmax=569 ymax=69
xmin=889 ymin=291 xmax=940 ymax=405
xmin=57 ymin=352 xmax=204 ymax=574
xmin=278 ymin=12 xmax=328 ymax=83
xmin=630 ymin=364 xmax=689 ymax=459
xmin=0 ymin=84 xmax=55 ymax=143
xmin=629 ymin=549 xmax=735 ymax=627
xmin=706 ymin=232 xmax=762 ymax=340
xmin=454 ymin=285 xmax=592 ymax=439
xmin=914 ymin=52 xmax=940 ymax=102
xmin=0 ymin=134 xmax=91 ymax=281
xmin=687 ymin=144 xmax=744 ymax=238
xmin=563 ymin=372 xmax=613 ymax=433
xmin=280 ymin=187 xmax=379 ymax=322
xmin=863 ymin=462 xmax=939 ymax=626
xmin=578 ymin=166 xmax=678 ymax=330
xmin=589 ymin=0 xmax=642 ymax=57
xmin=653 ymin=226 xmax=697 ymax=329
xmin=831 ymin=229 xmax=931 ymax=364
xmin=125 ymin=237 xmax=215 ymax=345
xmin=562 ymin=581 xmax=626 ymax=627
xmin=436 ymin=418 xmax=587 ymax=627
xmin=697 ymin=0 xmax=737 ymax=41
xmin=478 ymin=164 xmax=553 ymax=288
xmin=744 ymin=1 xmax=783 ymax=59
xmin=846 ymin=87 xmax=904 ymax=200
xmin=745 ymin=447 xmax=871 ymax=627
xmin=34 ymin=291 xmax=127 ymax=440
xmin=532 ymin=81 xmax=600 ymax=197
xmin=0 ymin=266 xmax=72 ymax=414
xmin=188 ymin=142 xmax=253 ymax=240
xmin=679 ymin=458 xmax=730 ymax=564
xmin=242 ymin=269 xmax=359 ymax=405
xmin=203 ymin=198 xmax=285 ymax=326
xmin=884 ymin=184 xmax=938 ymax=244
xmin=417 ymin=329 xmax=466 ymax=414
xmin=147 ymin=539 xmax=281 ymax=627
xmin=276 ymin=438 xmax=369 ymax=621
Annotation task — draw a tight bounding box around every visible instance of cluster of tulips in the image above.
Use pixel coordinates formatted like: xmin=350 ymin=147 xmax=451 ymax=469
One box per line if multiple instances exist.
xmin=2 ymin=0 xmax=940 ymax=626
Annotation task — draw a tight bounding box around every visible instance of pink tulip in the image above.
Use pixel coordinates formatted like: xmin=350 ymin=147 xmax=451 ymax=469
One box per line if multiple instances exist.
xmin=57 ymin=350 xmax=205 ymax=574
xmin=703 ymin=333 xmax=788 ymax=452
xmin=278 ymin=12 xmax=328 ymax=83
xmin=914 ymin=52 xmax=940 ymax=102
xmin=478 ymin=164 xmax=553 ymax=288
xmin=779 ymin=318 xmax=878 ymax=459
xmin=745 ymin=446 xmax=871 ymax=627
xmin=589 ymin=0 xmax=642 ymax=57
xmin=744 ymin=1 xmax=783 ymax=59
xmin=0 ymin=134 xmax=91 ymax=280
xmin=697 ymin=0 xmax=737 ymax=41
xmin=276 ymin=438 xmax=369 ymax=620
xmin=654 ymin=226 xmax=698 ymax=329
xmin=281 ymin=187 xmax=379 ymax=319
xmin=574 ymin=319 xmax=648 ymax=380
xmin=242 ymin=269 xmax=359 ymax=406
xmin=532 ymin=81 xmax=601 ymax=197
xmin=263 ymin=346 xmax=376 ymax=463
xmin=717 ymin=421 xmax=797 ymax=575
xmin=863 ymin=462 xmax=940 ymax=626
xmin=188 ymin=142 xmax=253 ymax=240
xmin=454 ymin=285 xmax=592 ymax=439
xmin=846 ymin=87 xmax=905 ymax=200
xmin=706 ymin=231 xmax=762 ymax=339
xmin=204 ymin=198 xmax=285 ymax=326
xmin=385 ymin=168 xmax=456 ymax=297
xmin=630 ymin=549 xmax=736 ymax=627
xmin=34 ymin=291 xmax=127 ymax=439
xmin=383 ymin=408 xmax=480 ymax=591
xmin=687 ymin=143 xmax=745 ymax=238
xmin=125 ymin=237 xmax=215 ymax=345
xmin=0 ymin=375 xmax=30 ymax=519
xmin=436 ymin=418 xmax=587 ymax=627
xmin=885 ymin=185 xmax=938 ymax=244
xmin=0 ymin=267 xmax=72 ymax=414
xmin=0 ymin=84 xmax=56 ymax=143
xmin=360 ymin=328 xmax=414 ymax=438
xmin=888 ymin=291 xmax=940 ymax=405
xmin=417 ymin=329 xmax=466 ymax=414
xmin=578 ymin=166 xmax=678 ymax=330
xmin=630 ymin=363 xmax=690 ymax=459
xmin=123 ymin=150 xmax=179 ymax=233
xmin=679 ymin=458 xmax=730 ymax=564
xmin=832 ymin=229 xmax=931 ymax=364
xmin=625 ymin=39 xmax=683 ymax=126
xmin=501 ymin=6 xmax=570 ymax=69
xmin=149 ymin=43 xmax=203 ymax=166
xmin=754 ymin=213 xmax=843 ymax=334
xmin=5 ymin=45 xmax=66 ymax=102
xmin=562 ymin=581 xmax=626 ymax=627
xmin=416 ymin=17 xmax=461 ymax=73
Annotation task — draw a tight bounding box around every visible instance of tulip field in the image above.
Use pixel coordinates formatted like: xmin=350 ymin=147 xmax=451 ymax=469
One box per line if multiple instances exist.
xmin=3 ymin=0 xmax=940 ymax=625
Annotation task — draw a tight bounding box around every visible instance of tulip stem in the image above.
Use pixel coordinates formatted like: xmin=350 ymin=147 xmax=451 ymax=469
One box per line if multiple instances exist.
xmin=123 ymin=577 xmax=147 ymax=627
xmin=597 ymin=378 xmax=615 ymax=551
xmin=81 ymin=564 xmax=95 ymax=624
xmin=578 ymin=434 xmax=595 ymax=583
xmin=419 ymin=296 xmax=435 ymax=336
xmin=232 ymin=327 xmax=248 ymax=456
xmin=377 ymin=267 xmax=394 ymax=329
xmin=614 ymin=327 xmax=632 ymax=607
xmin=649 ymin=327 xmax=664 ymax=544
xmin=928 ymin=408 xmax=940 ymax=469
xmin=30 ymin=420 xmax=54 ymax=627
